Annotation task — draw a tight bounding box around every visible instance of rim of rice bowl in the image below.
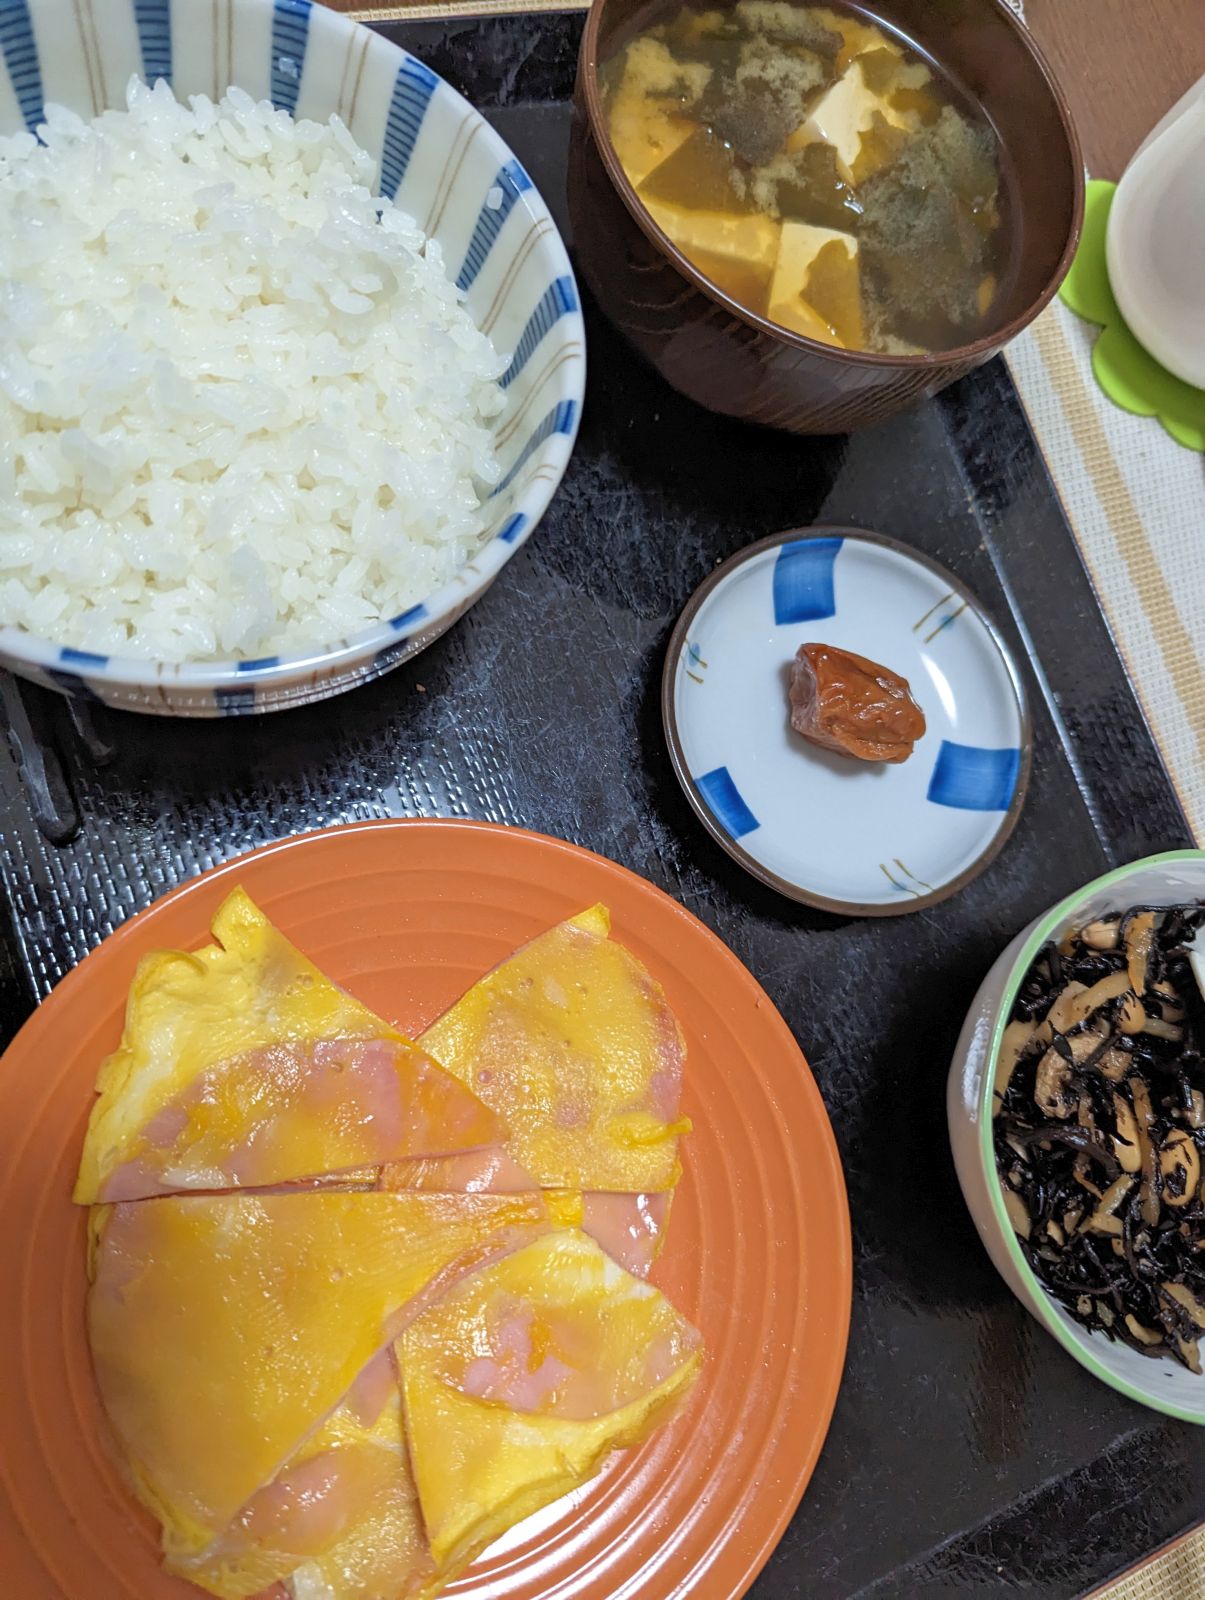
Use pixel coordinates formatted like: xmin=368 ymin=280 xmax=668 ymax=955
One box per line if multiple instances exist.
xmin=0 ymin=444 xmax=579 ymax=688
xmin=0 ymin=59 xmax=584 ymax=698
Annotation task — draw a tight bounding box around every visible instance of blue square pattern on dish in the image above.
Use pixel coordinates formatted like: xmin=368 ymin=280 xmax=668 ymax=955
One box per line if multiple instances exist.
xmin=694 ymin=766 xmax=760 ymax=839
xmin=928 ymin=741 xmax=1021 ymax=811
xmin=772 ymin=537 xmax=843 ymax=625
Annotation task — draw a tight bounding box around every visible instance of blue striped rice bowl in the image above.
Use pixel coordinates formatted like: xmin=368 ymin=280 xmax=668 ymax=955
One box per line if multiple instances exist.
xmin=0 ymin=0 xmax=586 ymax=715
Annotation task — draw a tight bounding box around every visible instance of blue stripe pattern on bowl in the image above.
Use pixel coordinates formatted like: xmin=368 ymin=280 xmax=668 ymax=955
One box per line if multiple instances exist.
xmin=270 ymin=0 xmax=310 ymax=112
xmin=380 ymin=56 xmax=438 ymax=200
xmin=492 ymin=400 xmax=577 ymax=497
xmin=373 ymin=635 xmax=415 ymax=673
xmin=0 ymin=0 xmax=40 ymax=131
xmin=388 ymin=603 xmax=428 ymax=631
xmin=500 ymin=276 xmax=579 ymax=390
xmin=0 ymin=0 xmax=586 ymax=716
xmin=456 ymin=159 xmax=533 ymax=293
xmin=215 ymin=684 xmax=259 ymax=716
xmin=134 ymin=0 xmax=171 ymax=83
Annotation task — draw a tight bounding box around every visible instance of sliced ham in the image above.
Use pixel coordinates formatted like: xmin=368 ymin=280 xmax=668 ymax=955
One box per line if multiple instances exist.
xmin=579 ymin=1191 xmax=671 ymax=1277
xmin=75 ymin=889 xmax=502 ymax=1205
xmin=93 ymin=1035 xmax=502 ymax=1202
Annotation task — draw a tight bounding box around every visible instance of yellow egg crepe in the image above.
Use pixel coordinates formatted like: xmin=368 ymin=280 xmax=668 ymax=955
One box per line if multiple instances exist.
xmin=78 ymin=892 xmax=704 ymax=1600
xmin=87 ymin=1190 xmax=548 ymax=1561
xmin=399 ymin=1229 xmax=703 ymax=1574
xmin=179 ymin=1353 xmax=439 ymax=1600
xmin=76 ymin=889 xmax=502 ymax=1204
xmin=419 ymin=905 xmax=690 ymax=1194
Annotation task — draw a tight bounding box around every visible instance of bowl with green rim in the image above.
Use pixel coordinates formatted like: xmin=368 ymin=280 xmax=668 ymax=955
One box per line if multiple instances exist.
xmin=948 ymin=849 xmax=1205 ymax=1423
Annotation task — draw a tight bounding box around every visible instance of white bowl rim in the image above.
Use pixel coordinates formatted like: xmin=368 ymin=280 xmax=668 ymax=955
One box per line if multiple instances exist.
xmin=1105 ymin=101 xmax=1205 ymax=393
xmin=976 ymin=846 xmax=1205 ymax=1422
xmin=0 ymin=20 xmax=585 ymax=692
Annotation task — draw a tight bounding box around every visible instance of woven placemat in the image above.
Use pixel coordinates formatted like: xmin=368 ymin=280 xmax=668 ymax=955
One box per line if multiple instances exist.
xmin=330 ymin=0 xmax=585 ymax=18
xmin=1005 ymin=300 xmax=1205 ymax=843
xmin=1088 ymin=1524 xmax=1205 ymax=1600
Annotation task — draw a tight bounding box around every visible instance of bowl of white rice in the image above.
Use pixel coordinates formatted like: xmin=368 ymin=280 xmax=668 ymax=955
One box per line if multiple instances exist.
xmin=0 ymin=0 xmax=585 ymax=715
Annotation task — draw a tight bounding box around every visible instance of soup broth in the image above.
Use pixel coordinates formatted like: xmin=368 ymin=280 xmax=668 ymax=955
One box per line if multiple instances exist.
xmin=600 ymin=1 xmax=1011 ymax=355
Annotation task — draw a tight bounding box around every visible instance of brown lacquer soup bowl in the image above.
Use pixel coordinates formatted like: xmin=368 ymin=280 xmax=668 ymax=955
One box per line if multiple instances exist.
xmin=569 ymin=0 xmax=1084 ymax=434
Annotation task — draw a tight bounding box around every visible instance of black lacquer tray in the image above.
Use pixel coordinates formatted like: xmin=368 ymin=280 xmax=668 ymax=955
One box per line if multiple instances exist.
xmin=1 ymin=13 xmax=1200 ymax=1598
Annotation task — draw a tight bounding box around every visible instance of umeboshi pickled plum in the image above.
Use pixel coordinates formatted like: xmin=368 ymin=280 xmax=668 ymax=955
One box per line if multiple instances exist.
xmin=788 ymin=641 xmax=925 ymax=763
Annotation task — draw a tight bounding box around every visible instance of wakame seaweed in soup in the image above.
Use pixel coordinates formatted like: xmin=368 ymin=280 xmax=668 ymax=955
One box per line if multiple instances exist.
xmin=601 ymin=0 xmax=1010 ymax=355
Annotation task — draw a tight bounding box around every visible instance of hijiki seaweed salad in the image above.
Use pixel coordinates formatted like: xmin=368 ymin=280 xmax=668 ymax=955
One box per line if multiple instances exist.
xmin=994 ymin=903 xmax=1205 ymax=1371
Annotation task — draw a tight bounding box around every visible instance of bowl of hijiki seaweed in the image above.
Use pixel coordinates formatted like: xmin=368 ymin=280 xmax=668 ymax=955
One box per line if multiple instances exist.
xmin=569 ymin=0 xmax=1082 ymax=433
xmin=948 ymin=851 xmax=1205 ymax=1424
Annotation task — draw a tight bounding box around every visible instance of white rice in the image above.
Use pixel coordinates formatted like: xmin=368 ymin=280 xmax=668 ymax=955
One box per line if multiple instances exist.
xmin=0 ymin=78 xmax=508 ymax=662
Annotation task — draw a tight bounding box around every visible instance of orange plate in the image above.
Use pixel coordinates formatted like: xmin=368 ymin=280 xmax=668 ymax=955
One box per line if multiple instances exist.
xmin=0 ymin=819 xmax=851 ymax=1600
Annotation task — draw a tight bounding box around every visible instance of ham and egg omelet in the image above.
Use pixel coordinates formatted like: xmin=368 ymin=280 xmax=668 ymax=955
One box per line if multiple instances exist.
xmin=75 ymin=890 xmax=702 ymax=1600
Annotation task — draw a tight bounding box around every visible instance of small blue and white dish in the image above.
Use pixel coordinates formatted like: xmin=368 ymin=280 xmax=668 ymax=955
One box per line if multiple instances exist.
xmin=662 ymin=528 xmax=1032 ymax=916
xmin=0 ymin=0 xmax=584 ymax=715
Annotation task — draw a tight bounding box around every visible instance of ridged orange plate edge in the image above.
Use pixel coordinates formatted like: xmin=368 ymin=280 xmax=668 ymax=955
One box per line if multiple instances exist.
xmin=0 ymin=819 xmax=851 ymax=1600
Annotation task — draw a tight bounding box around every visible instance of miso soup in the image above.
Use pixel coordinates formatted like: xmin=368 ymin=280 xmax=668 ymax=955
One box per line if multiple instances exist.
xmin=601 ymin=1 xmax=1011 ymax=355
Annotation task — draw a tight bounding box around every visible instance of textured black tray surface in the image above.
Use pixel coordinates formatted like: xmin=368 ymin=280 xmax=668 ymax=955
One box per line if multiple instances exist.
xmin=0 ymin=14 xmax=1200 ymax=1598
